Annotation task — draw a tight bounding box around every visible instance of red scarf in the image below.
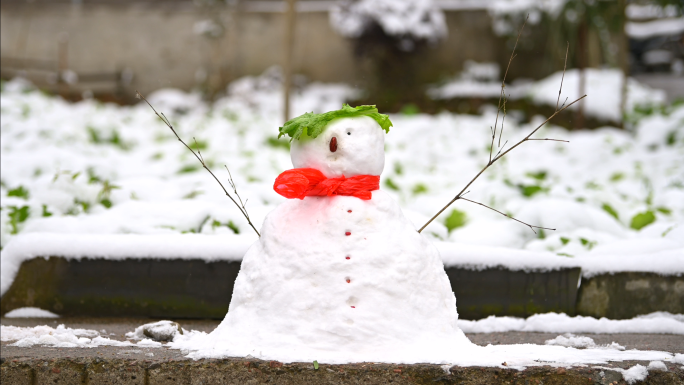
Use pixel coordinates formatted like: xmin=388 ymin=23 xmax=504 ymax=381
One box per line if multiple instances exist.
xmin=274 ymin=168 xmax=380 ymax=200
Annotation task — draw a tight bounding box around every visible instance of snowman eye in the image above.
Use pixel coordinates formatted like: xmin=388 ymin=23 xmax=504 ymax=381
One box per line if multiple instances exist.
xmin=347 ymin=131 xmax=351 ymax=135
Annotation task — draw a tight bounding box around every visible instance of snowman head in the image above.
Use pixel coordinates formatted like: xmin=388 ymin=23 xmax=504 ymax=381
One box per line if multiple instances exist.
xmin=279 ymin=105 xmax=393 ymax=178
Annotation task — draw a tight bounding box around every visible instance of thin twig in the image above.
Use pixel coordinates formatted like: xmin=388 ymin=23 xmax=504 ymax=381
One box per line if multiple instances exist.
xmin=417 ymin=20 xmax=585 ymax=234
xmin=495 ymin=15 xmax=528 ymax=149
xmin=556 ymin=42 xmax=569 ymax=112
xmin=460 ymin=197 xmax=555 ymax=234
xmin=136 ymin=91 xmax=261 ymax=237
xmin=493 ymin=140 xmax=509 ymax=159
xmin=224 ymin=164 xmax=252 ymax=225
xmin=498 ymin=93 xmax=509 ymax=147
xmin=488 ymin=125 xmax=496 ymax=163
xmin=492 ymin=95 xmax=584 ymax=163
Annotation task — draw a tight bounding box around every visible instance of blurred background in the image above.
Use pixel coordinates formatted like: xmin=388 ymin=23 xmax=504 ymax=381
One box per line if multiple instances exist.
xmin=1 ymin=0 xmax=683 ymax=321
xmin=1 ymin=0 xmax=682 ymax=119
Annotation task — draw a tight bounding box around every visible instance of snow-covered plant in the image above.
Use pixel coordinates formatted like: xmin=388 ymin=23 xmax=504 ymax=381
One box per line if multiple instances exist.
xmin=487 ymin=0 xmax=568 ymax=36
xmin=329 ymin=0 xmax=448 ymax=109
xmin=330 ymin=0 xmax=447 ymax=45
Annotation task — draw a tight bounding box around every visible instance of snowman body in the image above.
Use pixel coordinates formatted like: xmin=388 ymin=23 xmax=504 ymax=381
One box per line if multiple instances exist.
xmin=207 ymin=116 xmax=472 ymax=363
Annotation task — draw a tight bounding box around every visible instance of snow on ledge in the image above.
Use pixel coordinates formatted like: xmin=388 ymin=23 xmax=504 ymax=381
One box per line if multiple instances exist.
xmin=436 ymin=242 xmax=580 ymax=272
xmin=437 ymin=241 xmax=684 ymax=278
xmin=0 ymin=232 xmax=255 ymax=296
xmin=577 ymin=248 xmax=684 ymax=279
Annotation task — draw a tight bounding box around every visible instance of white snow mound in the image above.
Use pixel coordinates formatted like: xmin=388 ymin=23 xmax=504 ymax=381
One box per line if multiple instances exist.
xmin=3 ymin=307 xmax=60 ymax=318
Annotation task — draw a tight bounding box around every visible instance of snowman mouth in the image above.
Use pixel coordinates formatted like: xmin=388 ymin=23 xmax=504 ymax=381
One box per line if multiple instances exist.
xmin=330 ymin=136 xmax=338 ymax=152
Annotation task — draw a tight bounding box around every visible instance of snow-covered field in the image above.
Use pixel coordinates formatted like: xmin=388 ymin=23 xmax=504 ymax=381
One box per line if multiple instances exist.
xmin=1 ymin=71 xmax=683 ymax=294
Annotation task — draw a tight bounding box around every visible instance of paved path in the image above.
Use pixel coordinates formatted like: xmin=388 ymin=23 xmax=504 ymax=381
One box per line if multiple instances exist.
xmin=2 ymin=318 xmax=683 ymax=384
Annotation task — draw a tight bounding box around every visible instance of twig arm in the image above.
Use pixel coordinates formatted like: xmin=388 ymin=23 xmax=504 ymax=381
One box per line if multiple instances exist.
xmin=460 ymin=197 xmax=554 ymax=234
xmin=417 ymin=18 xmax=584 ymax=235
xmin=137 ymin=91 xmax=261 ymax=237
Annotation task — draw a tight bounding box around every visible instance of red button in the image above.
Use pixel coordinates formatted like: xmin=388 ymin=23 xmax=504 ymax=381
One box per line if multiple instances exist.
xmin=345 ymin=256 xmax=350 ymax=260
xmin=345 ymin=232 xmax=351 ymax=236
xmin=351 ymin=306 xmax=355 ymax=308
xmin=347 ymin=210 xmax=352 ymax=213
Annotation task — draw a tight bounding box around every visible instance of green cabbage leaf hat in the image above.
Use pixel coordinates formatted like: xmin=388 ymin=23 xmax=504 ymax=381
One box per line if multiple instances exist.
xmin=278 ymin=104 xmax=393 ymax=141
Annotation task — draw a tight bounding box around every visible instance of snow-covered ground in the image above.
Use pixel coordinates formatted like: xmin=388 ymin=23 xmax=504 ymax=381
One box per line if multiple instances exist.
xmin=2 ymin=311 xmax=682 ymax=373
xmin=428 ymin=67 xmax=668 ymax=123
xmin=0 ymin=72 xmax=683 ymax=294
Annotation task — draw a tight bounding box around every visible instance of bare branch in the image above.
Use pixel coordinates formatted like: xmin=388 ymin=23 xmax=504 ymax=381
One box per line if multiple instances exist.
xmin=494 ymin=140 xmax=509 ymax=159
xmin=460 ymin=197 xmax=555 ymax=234
xmin=556 ymin=42 xmax=569 ymax=112
xmin=494 ymin=14 xmax=528 ymax=150
xmin=492 ymin=95 xmax=585 ymax=163
xmin=417 ymin=21 xmax=585 ymax=234
xmin=224 ymin=164 xmax=251 ymax=223
xmin=488 ymin=125 xmax=496 ymax=163
xmin=137 ymin=91 xmax=261 ymax=237
xmin=193 ymin=137 xmax=205 ymax=163
xmin=498 ymin=93 xmax=509 ymax=147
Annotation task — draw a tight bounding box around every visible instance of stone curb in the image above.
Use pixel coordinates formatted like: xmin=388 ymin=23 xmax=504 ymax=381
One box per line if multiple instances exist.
xmin=2 ymin=357 xmax=683 ymax=385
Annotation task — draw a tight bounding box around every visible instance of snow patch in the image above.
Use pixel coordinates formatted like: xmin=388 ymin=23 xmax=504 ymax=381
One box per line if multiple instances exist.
xmin=527 ymin=68 xmax=667 ymax=122
xmin=3 ymin=307 xmax=60 ymax=318
xmin=458 ymin=312 xmax=684 ymax=335
xmin=619 ymin=364 xmax=649 ymax=384
xmin=545 ymin=333 xmax=624 ymax=350
xmin=626 ymin=18 xmax=684 ymax=40
xmin=330 ymin=0 xmax=447 ymax=42
xmin=0 ymin=324 xmax=145 ymax=348
xmin=126 ymin=320 xmax=183 ymax=342
xmin=648 ymin=360 xmax=668 ymax=371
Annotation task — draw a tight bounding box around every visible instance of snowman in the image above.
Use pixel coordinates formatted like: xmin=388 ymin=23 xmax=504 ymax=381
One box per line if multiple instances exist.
xmin=195 ymin=105 xmax=474 ymax=364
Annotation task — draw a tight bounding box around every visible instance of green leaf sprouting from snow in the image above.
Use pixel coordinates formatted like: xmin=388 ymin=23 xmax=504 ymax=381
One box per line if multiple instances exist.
xmin=630 ymin=211 xmax=656 ymax=230
xmin=518 ymin=184 xmax=547 ymax=197
xmin=278 ymin=104 xmax=392 ymax=141
xmin=412 ymin=183 xmax=428 ymax=195
xmin=7 ymin=205 xmax=30 ymax=234
xmin=384 ymin=177 xmax=400 ymax=191
xmin=525 ymin=171 xmax=547 ymax=181
xmin=444 ymin=209 xmax=467 ymax=233
xmin=7 ymin=185 xmax=29 ymax=200
xmin=212 ymin=219 xmax=240 ymax=234
xmin=601 ymin=203 xmax=619 ymax=220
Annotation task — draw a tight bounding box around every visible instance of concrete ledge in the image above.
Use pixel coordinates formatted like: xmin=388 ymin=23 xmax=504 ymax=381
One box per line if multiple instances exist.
xmin=577 ymin=273 xmax=684 ymax=319
xmin=2 ymin=357 xmax=683 ymax=385
xmin=4 ymin=257 xmax=682 ymax=320
xmin=1 ymin=257 xmax=580 ymax=319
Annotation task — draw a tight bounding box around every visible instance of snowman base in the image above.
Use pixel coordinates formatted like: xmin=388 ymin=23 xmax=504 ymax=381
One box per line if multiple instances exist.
xmin=175 ymin=192 xmax=475 ymax=364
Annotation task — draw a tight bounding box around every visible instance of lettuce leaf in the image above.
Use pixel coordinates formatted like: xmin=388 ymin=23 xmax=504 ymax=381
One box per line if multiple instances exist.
xmin=278 ymin=104 xmax=392 ymax=141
